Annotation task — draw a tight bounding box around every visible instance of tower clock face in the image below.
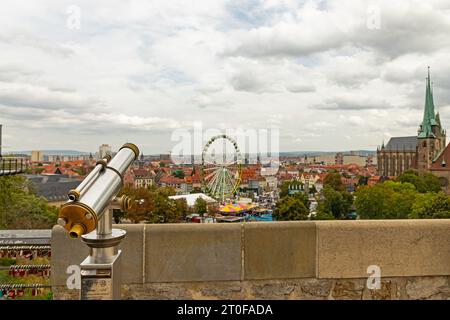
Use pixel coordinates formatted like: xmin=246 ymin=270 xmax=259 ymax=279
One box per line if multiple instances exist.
xmin=438 ymin=177 xmax=449 ymax=187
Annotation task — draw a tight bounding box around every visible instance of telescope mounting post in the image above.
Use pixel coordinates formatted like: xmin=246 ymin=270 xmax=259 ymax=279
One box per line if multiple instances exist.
xmin=58 ymin=142 xmax=139 ymax=300
xmin=79 ymin=207 xmax=126 ymax=300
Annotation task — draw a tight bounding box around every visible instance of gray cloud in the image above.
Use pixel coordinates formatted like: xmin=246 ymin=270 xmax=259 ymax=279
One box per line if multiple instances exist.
xmin=0 ymin=83 xmax=104 ymax=113
xmin=0 ymin=32 xmax=74 ymax=58
xmin=313 ymin=95 xmax=394 ymax=110
xmin=286 ymin=83 xmax=316 ymax=93
xmin=1 ymin=0 xmax=450 ymax=152
xmin=230 ymin=71 xmax=269 ymax=93
xmin=225 ymin=1 xmax=450 ymax=60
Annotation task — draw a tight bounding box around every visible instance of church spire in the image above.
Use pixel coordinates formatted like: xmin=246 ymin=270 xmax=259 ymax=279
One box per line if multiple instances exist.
xmin=418 ymin=66 xmax=437 ymax=138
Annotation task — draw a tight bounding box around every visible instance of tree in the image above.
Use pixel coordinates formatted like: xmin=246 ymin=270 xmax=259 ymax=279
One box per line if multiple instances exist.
xmin=113 ymin=208 xmax=125 ymax=224
xmin=207 ymin=202 xmax=218 ymax=217
xmin=323 ymin=172 xmax=345 ymax=192
xmin=273 ymin=194 xmax=309 ymax=221
xmin=121 ymin=187 xmax=154 ymax=223
xmin=194 ymin=197 xmax=208 ymax=216
xmin=354 ymin=181 xmax=417 ymax=219
xmin=397 ymin=169 xmax=441 ymax=193
xmin=120 ymin=185 xmax=185 ymax=224
xmin=174 ymin=198 xmax=189 ymax=221
xmin=0 ymin=175 xmax=58 ymax=229
xmin=354 ymin=184 xmax=393 ymax=219
xmin=410 ymin=192 xmax=450 ymax=219
xmin=150 ymin=187 xmax=179 ymax=223
xmin=421 ymin=172 xmax=442 ymax=193
xmin=310 ymin=211 xmax=335 ymax=220
xmin=317 ymin=186 xmax=353 ymax=219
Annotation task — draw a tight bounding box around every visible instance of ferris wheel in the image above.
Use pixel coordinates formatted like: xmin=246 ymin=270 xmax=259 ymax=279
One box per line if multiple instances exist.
xmin=200 ymin=134 xmax=243 ymax=202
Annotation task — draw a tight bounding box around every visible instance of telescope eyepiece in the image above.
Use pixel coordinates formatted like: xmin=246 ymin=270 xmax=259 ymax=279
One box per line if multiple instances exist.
xmin=68 ymin=189 xmax=80 ymax=202
xmin=69 ymin=223 xmax=86 ymax=239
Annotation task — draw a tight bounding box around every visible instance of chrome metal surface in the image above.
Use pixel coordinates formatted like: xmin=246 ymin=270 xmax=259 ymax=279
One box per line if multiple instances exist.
xmin=97 ymin=209 xmax=112 ymax=236
xmin=74 ymin=147 xmax=135 ymax=219
xmin=81 ymin=229 xmax=126 ymax=248
xmin=70 ymin=163 xmax=103 ymax=200
xmin=60 ymin=145 xmax=138 ymax=236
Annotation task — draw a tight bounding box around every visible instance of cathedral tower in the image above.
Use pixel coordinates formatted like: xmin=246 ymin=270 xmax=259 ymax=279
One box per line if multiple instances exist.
xmin=417 ymin=67 xmax=446 ymax=171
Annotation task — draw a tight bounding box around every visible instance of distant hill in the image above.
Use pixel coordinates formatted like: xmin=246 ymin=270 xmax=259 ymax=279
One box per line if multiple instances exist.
xmin=279 ymin=150 xmax=376 ymax=157
xmin=9 ymin=150 xmax=91 ymax=156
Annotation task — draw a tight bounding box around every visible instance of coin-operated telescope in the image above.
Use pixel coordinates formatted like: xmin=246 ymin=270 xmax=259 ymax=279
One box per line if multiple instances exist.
xmin=57 ymin=143 xmax=139 ymax=300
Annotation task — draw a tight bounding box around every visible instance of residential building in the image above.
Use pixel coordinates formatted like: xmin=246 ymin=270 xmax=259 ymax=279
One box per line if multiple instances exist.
xmin=98 ymin=144 xmax=112 ymax=159
xmin=31 ymin=150 xmax=44 ymax=162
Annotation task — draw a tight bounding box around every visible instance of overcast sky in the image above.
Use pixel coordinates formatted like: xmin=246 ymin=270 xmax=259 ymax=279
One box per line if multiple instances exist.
xmin=1 ymin=0 xmax=450 ymax=154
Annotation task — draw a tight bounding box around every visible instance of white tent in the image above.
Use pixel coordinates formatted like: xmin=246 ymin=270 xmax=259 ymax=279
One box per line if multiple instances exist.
xmin=169 ymin=193 xmax=217 ymax=207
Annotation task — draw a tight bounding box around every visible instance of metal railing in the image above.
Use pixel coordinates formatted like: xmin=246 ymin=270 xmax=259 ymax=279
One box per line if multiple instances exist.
xmin=0 ymin=231 xmax=52 ymax=299
xmin=0 ymin=158 xmax=26 ymax=176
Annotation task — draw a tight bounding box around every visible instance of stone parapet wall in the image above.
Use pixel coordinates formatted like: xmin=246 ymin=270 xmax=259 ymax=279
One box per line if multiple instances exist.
xmin=51 ymin=220 xmax=450 ymax=299
xmin=52 ymin=277 xmax=450 ymax=300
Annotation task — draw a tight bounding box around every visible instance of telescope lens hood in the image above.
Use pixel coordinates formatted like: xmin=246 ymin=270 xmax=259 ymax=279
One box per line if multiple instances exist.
xmin=120 ymin=143 xmax=140 ymax=160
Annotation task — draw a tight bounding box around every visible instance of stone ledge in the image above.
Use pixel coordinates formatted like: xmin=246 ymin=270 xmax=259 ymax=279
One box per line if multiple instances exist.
xmin=145 ymin=223 xmax=242 ymax=282
xmin=51 ymin=224 xmax=144 ymax=285
xmin=243 ymin=221 xmax=316 ymax=280
xmin=316 ymin=219 xmax=450 ymax=278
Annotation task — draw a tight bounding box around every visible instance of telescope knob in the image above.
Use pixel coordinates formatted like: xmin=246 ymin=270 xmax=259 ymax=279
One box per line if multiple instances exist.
xmin=57 ymin=217 xmax=67 ymax=227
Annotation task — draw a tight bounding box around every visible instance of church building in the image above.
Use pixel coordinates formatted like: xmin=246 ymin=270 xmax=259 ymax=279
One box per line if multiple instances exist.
xmin=377 ymin=68 xmax=446 ymax=177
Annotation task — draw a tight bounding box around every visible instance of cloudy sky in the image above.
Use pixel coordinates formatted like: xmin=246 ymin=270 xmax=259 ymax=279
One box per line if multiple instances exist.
xmin=1 ymin=0 xmax=450 ymax=154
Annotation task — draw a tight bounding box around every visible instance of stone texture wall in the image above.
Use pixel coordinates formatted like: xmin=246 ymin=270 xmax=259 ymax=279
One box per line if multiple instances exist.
xmin=53 ymin=277 xmax=450 ymax=300
xmin=51 ymin=220 xmax=450 ymax=300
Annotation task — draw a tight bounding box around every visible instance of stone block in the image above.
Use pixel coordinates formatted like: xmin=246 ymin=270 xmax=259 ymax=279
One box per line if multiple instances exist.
xmin=145 ymin=223 xmax=241 ymax=282
xmin=51 ymin=224 xmax=144 ymax=286
xmin=243 ymin=221 xmax=316 ymax=280
xmin=316 ymin=220 xmax=450 ymax=278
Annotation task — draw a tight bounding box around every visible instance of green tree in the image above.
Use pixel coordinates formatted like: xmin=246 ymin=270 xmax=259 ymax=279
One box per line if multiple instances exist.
xmin=194 ymin=197 xmax=208 ymax=216
xmin=397 ymin=169 xmax=441 ymax=193
xmin=317 ymin=186 xmax=353 ymax=219
xmin=310 ymin=211 xmax=335 ymax=220
xmin=410 ymin=192 xmax=450 ymax=219
xmin=174 ymin=198 xmax=189 ymax=221
xmin=121 ymin=187 xmax=153 ymax=223
xmin=273 ymin=193 xmax=309 ymax=221
xmin=354 ymin=181 xmax=417 ymax=219
xmin=323 ymin=172 xmax=345 ymax=192
xmin=150 ymin=188 xmax=178 ymax=223
xmin=0 ymin=175 xmax=58 ymax=229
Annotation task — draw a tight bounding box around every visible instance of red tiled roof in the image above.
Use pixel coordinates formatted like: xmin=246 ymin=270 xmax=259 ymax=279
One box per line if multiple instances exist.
xmin=159 ymin=174 xmax=185 ymax=184
xmin=430 ymin=143 xmax=450 ymax=171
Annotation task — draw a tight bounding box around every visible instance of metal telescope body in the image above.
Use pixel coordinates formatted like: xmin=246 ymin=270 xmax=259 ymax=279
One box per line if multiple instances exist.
xmin=58 ymin=143 xmax=139 ymax=300
xmin=59 ymin=143 xmax=138 ymax=238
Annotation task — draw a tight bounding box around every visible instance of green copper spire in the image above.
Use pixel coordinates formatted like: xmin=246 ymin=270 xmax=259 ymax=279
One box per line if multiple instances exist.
xmin=418 ymin=67 xmax=437 ymax=138
xmin=436 ymin=111 xmax=441 ymax=127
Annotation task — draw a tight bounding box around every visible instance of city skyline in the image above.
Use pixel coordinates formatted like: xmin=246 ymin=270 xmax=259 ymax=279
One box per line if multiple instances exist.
xmin=1 ymin=1 xmax=450 ymax=154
